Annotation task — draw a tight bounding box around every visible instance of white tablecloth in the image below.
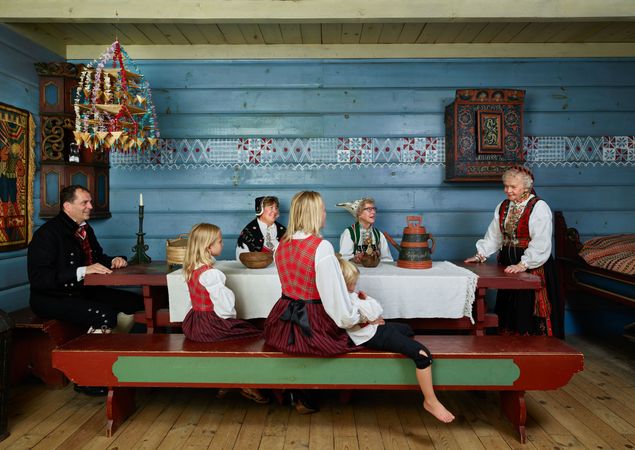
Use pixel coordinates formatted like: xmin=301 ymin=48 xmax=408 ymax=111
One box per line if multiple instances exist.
xmin=167 ymin=261 xmax=478 ymax=323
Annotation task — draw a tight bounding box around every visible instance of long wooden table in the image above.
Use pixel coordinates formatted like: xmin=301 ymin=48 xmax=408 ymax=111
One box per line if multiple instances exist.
xmin=84 ymin=261 xmax=541 ymax=335
xmin=84 ymin=262 xmax=169 ymax=333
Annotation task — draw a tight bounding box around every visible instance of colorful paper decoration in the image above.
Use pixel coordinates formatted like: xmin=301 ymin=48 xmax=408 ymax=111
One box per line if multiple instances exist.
xmin=74 ymin=40 xmax=159 ymax=153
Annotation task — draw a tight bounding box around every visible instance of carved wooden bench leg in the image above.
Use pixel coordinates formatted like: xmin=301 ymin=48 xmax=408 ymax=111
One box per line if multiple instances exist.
xmin=106 ymin=387 xmax=136 ymax=437
xmin=500 ymin=390 xmax=527 ymax=444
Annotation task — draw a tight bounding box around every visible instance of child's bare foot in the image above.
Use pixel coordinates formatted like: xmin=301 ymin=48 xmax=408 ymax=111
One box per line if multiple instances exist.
xmin=423 ymin=399 xmax=455 ymax=423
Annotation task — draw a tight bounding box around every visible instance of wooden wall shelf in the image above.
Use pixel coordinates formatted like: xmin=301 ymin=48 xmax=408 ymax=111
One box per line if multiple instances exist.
xmin=35 ymin=62 xmax=111 ymax=219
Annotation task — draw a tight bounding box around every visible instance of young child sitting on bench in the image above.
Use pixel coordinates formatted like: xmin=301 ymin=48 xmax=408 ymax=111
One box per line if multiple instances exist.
xmin=338 ymin=257 xmax=455 ymax=423
xmin=182 ymin=222 xmax=268 ymax=404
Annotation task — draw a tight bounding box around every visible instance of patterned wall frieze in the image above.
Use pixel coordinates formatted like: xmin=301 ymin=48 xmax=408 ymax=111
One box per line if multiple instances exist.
xmin=109 ymin=136 xmax=635 ymax=170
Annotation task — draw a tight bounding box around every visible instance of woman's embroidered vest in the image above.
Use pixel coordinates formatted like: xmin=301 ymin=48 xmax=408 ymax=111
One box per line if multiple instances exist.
xmin=498 ymin=197 xmax=540 ymax=248
xmin=347 ymin=223 xmax=381 ymax=254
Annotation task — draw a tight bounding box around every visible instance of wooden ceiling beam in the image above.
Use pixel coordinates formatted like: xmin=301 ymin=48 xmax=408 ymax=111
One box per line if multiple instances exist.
xmin=3 ymin=0 xmax=635 ymax=23
xmin=66 ymin=42 xmax=635 ymax=59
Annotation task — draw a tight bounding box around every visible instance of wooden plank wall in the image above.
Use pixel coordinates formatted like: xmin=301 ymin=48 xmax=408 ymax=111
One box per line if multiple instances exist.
xmin=0 ymin=25 xmax=61 ymax=312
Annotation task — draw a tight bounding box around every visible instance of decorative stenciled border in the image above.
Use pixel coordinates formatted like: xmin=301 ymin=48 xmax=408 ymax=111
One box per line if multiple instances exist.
xmin=110 ymin=135 xmax=635 ymax=170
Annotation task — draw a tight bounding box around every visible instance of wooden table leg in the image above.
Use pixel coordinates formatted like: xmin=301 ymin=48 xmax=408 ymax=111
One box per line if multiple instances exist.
xmin=143 ymin=286 xmax=155 ymax=334
xmin=106 ymin=387 xmax=136 ymax=437
xmin=474 ymin=287 xmax=487 ymax=336
xmin=499 ymin=390 xmax=527 ymax=444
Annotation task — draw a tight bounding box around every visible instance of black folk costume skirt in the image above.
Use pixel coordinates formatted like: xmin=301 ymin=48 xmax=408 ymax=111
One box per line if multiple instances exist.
xmin=182 ymin=309 xmax=261 ymax=343
xmin=496 ymin=246 xmax=564 ymax=338
xmin=264 ymin=295 xmax=358 ymax=356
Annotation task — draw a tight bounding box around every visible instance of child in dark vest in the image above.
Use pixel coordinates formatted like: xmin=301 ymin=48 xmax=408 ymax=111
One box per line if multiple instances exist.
xmin=338 ymin=257 xmax=455 ymax=423
xmin=182 ymin=222 xmax=268 ymax=404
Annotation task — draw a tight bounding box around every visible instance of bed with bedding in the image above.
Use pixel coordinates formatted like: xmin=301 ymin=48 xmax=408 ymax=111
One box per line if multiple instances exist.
xmin=554 ymin=211 xmax=635 ymax=310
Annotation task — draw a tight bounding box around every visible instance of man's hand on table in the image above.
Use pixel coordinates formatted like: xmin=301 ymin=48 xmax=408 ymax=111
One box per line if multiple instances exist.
xmin=111 ymin=257 xmax=128 ymax=269
xmin=85 ymin=263 xmax=113 ymax=275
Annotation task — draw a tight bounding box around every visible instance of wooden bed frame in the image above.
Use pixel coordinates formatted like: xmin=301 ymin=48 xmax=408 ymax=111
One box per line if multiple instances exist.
xmin=554 ymin=211 xmax=635 ymax=309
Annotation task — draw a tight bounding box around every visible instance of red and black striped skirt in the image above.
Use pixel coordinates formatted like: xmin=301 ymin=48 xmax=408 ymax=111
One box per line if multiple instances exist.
xmin=264 ymin=297 xmax=358 ymax=356
xmin=182 ymin=309 xmax=261 ymax=343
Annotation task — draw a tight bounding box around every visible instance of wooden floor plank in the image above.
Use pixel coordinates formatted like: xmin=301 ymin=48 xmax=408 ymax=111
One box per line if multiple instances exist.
xmin=331 ymin=399 xmax=356 ymax=438
xmin=182 ymin=392 xmax=232 ymax=449
xmin=568 ymin=335 xmax=635 ymax=378
xmin=394 ymin=394 xmax=435 ymax=450
xmin=157 ymin=393 xmax=210 ymax=449
xmin=452 ymin=391 xmax=508 ymax=442
xmin=374 ymin=392 xmax=411 ymax=450
xmin=53 ymin=405 xmax=109 ymax=450
xmin=132 ymin=390 xmax=194 ymax=449
xmin=333 ymin=437 xmax=360 ymax=450
xmin=331 ymin=396 xmax=360 ymax=450
xmin=563 ymin=379 xmax=635 ymax=434
xmin=530 ymin=390 xmax=614 ymax=449
xmin=523 ymin=416 xmax=569 ymax=450
xmin=544 ymin=388 xmax=634 ymax=449
xmin=232 ymin=399 xmax=269 ymax=450
xmin=31 ymin=395 xmax=105 ymax=449
xmin=99 ymin=389 xmax=171 ymax=450
xmin=282 ymin=403 xmax=311 ymax=450
xmin=478 ymin=391 xmax=539 ymax=450
xmin=207 ymin=399 xmax=248 ymax=450
xmin=0 ymin=384 xmax=76 ymax=448
xmin=448 ymin=392 xmax=509 ymax=449
xmin=524 ymin=393 xmax=570 ymax=436
xmin=443 ymin=393 xmax=486 ymax=449
xmin=352 ymin=395 xmax=384 ymax=450
xmin=309 ymin=397 xmax=334 ymax=450
xmin=449 ymin=391 xmax=495 ymax=439
xmin=258 ymin=398 xmax=291 ymax=450
xmin=7 ymin=392 xmax=96 ymax=449
xmin=417 ymin=393 xmax=461 ymax=450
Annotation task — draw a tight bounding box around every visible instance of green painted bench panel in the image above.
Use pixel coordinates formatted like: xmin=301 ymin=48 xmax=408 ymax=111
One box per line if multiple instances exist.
xmin=113 ymin=356 xmax=520 ymax=386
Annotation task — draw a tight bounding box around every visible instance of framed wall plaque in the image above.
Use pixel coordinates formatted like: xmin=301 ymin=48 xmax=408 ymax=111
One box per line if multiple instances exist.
xmin=445 ymin=89 xmax=525 ymax=182
xmin=477 ymin=110 xmax=503 ymax=154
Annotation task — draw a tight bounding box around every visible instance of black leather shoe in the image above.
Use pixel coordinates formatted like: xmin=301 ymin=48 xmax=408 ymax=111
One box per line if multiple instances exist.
xmin=73 ymin=384 xmax=108 ymax=396
xmin=290 ymin=390 xmax=319 ymax=414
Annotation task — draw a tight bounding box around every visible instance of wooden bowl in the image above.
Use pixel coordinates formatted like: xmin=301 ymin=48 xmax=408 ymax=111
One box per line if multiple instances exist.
xmin=359 ymin=253 xmax=380 ymax=268
xmin=239 ymin=251 xmax=273 ymax=269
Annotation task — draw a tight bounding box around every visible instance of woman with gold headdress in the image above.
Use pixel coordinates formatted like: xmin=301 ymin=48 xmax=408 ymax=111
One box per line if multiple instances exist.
xmin=337 ymin=197 xmax=393 ymax=263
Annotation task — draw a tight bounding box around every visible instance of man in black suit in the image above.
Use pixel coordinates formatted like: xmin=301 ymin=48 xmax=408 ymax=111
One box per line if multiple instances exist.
xmin=28 ymin=185 xmax=142 ymax=333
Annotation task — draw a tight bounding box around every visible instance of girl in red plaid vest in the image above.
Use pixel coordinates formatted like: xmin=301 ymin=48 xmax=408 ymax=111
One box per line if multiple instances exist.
xmin=264 ymin=191 xmax=366 ymax=356
xmin=182 ymin=223 xmax=268 ymax=404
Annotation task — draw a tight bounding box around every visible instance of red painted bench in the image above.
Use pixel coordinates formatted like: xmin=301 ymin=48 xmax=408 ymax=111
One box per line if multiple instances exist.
xmin=52 ymin=334 xmax=583 ymax=443
xmin=9 ymin=307 xmax=84 ymax=388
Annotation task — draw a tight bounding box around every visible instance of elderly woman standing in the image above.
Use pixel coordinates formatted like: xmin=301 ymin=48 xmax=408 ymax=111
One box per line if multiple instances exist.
xmin=338 ymin=197 xmax=393 ymax=263
xmin=465 ymin=166 xmax=562 ymax=337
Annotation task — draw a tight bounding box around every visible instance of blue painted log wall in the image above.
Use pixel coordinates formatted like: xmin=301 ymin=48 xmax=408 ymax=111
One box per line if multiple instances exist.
xmin=0 ymin=25 xmax=61 ymax=312
xmin=90 ymin=59 xmax=635 ymax=263
xmin=1 ymin=24 xmax=634 ymax=334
